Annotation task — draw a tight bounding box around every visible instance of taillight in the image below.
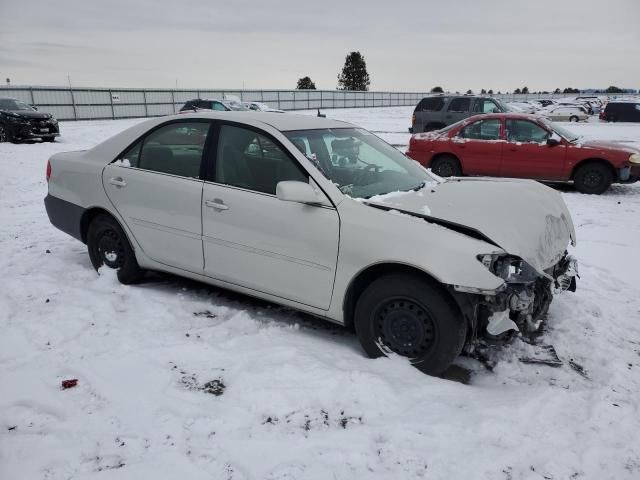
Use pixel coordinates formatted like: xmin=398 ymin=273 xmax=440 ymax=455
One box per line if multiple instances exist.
xmin=46 ymin=159 xmax=51 ymax=182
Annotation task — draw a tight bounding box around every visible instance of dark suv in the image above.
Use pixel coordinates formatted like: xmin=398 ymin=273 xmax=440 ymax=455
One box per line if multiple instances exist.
xmin=0 ymin=97 xmax=60 ymax=143
xmin=599 ymin=101 xmax=640 ymax=122
xmin=410 ymin=95 xmax=508 ymax=133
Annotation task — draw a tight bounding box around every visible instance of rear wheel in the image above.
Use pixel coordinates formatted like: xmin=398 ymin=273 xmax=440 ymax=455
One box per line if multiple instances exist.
xmin=87 ymin=214 xmax=144 ymax=284
xmin=354 ymin=273 xmax=467 ymax=376
xmin=43 ymin=136 xmax=56 ymax=143
xmin=574 ymin=162 xmax=613 ymax=194
xmin=430 ymin=155 xmax=462 ymax=177
xmin=569 ymin=115 xmax=579 ymax=122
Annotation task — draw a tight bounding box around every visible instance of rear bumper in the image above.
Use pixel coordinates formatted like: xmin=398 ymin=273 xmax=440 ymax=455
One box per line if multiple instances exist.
xmin=44 ymin=194 xmax=85 ymax=242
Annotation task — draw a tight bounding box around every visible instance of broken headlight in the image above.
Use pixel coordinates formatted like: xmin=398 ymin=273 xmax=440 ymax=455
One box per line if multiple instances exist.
xmin=477 ymin=254 xmax=539 ymax=283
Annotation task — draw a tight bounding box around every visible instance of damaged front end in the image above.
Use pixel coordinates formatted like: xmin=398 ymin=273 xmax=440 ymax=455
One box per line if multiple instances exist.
xmin=453 ymin=253 xmax=579 ymax=346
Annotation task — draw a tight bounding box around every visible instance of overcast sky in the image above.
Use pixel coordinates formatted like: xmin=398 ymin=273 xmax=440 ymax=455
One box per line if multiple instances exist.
xmin=1 ymin=0 xmax=638 ymax=92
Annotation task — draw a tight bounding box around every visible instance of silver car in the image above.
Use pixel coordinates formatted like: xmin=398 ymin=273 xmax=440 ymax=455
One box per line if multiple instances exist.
xmin=45 ymin=112 xmax=578 ymax=375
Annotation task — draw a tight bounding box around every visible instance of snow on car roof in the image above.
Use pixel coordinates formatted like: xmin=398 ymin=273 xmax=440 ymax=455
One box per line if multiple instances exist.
xmin=175 ymin=111 xmax=353 ymax=131
xmin=86 ymin=111 xmax=354 ymax=161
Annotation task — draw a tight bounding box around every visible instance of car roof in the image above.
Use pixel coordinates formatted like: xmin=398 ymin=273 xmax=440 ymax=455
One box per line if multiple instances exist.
xmin=461 ymin=112 xmax=547 ymax=123
xmin=174 ymin=111 xmax=352 ymax=131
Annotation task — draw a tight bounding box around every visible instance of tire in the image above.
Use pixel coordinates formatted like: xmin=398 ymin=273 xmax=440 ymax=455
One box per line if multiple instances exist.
xmin=43 ymin=136 xmax=56 ymax=143
xmin=607 ymin=115 xmax=616 ymax=122
xmin=87 ymin=214 xmax=144 ymax=284
xmin=0 ymin=124 xmax=13 ymax=143
xmin=569 ymin=116 xmax=579 ymax=122
xmin=574 ymin=162 xmax=614 ymax=195
xmin=354 ymin=273 xmax=467 ymax=376
xmin=430 ymin=155 xmax=462 ymax=177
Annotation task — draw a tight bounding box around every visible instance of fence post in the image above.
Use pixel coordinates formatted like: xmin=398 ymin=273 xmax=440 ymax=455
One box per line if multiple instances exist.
xmin=29 ymin=87 xmax=35 ymax=107
xmin=143 ymin=90 xmax=149 ymax=117
xmin=171 ymin=90 xmax=176 ymax=113
xmin=70 ymin=87 xmax=78 ymax=121
xmin=277 ymin=91 xmax=281 ymax=110
xmin=109 ymin=89 xmax=115 ymax=119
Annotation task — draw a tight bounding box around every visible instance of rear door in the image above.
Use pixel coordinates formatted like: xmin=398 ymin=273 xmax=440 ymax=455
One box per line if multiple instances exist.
xmin=450 ymin=118 xmax=503 ymax=175
xmin=201 ymin=123 xmax=340 ymax=310
xmin=501 ymin=119 xmax=567 ymax=180
xmin=444 ymin=97 xmax=472 ymax=125
xmin=103 ymin=120 xmax=211 ymax=272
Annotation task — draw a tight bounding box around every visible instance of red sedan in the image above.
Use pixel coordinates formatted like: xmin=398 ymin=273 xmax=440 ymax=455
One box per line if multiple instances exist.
xmin=406 ymin=113 xmax=640 ymax=194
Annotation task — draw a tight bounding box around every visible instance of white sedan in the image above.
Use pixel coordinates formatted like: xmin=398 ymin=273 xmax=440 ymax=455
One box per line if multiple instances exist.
xmin=242 ymin=101 xmax=285 ymax=113
xmin=45 ymin=112 xmax=578 ymax=375
xmin=543 ymin=106 xmax=589 ymax=122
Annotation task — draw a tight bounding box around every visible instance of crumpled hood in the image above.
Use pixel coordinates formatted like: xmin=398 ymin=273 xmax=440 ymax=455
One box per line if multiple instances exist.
xmin=366 ymin=178 xmax=576 ymax=275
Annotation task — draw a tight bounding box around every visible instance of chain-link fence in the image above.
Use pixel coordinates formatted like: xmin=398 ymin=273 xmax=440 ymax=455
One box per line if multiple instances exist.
xmin=0 ymin=85 xmax=634 ymax=121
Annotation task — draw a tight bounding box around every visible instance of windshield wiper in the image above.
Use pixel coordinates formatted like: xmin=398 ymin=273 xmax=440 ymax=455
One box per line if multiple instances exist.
xmin=406 ymin=181 xmax=426 ymax=192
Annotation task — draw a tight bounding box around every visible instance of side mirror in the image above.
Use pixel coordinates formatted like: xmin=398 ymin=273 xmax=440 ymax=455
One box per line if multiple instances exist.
xmin=547 ymin=132 xmax=562 ymax=147
xmin=276 ymin=181 xmax=326 ymax=205
xmin=31 ymin=105 xmax=38 ymax=110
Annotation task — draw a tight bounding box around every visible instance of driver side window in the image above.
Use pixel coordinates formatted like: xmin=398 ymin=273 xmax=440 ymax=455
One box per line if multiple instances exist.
xmin=459 ymin=119 xmax=501 ymax=140
xmin=505 ymin=120 xmax=550 ymax=143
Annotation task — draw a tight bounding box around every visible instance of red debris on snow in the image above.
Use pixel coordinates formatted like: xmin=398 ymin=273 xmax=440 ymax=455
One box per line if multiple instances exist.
xmin=61 ymin=379 xmax=78 ymax=389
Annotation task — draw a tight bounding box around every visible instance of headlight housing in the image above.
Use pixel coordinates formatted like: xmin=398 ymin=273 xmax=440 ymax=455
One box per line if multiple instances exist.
xmin=477 ymin=254 xmax=538 ymax=283
xmin=629 ymin=153 xmax=640 ymax=165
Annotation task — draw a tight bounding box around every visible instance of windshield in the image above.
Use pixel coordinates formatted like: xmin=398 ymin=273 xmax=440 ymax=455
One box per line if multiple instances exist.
xmin=540 ymin=118 xmax=580 ymax=142
xmin=284 ymin=128 xmax=438 ymax=199
xmin=493 ymin=98 xmax=509 ymax=112
xmin=0 ymin=99 xmax=34 ymax=111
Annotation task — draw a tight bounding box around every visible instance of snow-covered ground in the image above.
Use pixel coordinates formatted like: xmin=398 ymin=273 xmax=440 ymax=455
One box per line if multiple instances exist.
xmin=1 ymin=108 xmax=640 ymax=479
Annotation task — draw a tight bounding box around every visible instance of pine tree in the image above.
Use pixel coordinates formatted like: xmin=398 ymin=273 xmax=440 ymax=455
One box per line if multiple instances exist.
xmin=296 ymin=76 xmax=316 ymax=89
xmin=480 ymin=89 xmax=487 ymax=94
xmin=337 ymin=51 xmax=370 ymax=91
xmin=521 ymin=86 xmax=529 ymax=94
xmin=466 ymin=89 xmax=473 ymax=94
xmin=431 ymin=86 xmax=444 ymax=93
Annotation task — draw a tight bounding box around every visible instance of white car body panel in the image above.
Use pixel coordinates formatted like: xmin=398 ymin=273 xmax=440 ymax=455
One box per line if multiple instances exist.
xmin=46 ymin=111 xmax=576 ymax=326
xmin=201 ymin=182 xmax=339 ymax=310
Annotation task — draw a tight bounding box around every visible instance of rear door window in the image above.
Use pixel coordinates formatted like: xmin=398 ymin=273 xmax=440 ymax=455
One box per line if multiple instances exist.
xmin=447 ymin=98 xmax=471 ymax=112
xmin=417 ymin=97 xmax=445 ymax=111
xmin=119 ymin=122 xmax=209 ymax=178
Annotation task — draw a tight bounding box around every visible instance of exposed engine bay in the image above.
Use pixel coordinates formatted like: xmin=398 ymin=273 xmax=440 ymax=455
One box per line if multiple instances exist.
xmin=460 ymin=253 xmax=579 ymax=351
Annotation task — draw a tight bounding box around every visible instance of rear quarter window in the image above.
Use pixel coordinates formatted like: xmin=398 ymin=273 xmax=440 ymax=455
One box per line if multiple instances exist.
xmin=416 ymin=97 xmax=445 ymax=112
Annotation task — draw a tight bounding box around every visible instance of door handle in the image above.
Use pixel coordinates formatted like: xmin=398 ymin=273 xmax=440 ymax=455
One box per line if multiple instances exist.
xmin=205 ymin=199 xmax=229 ymax=211
xmin=109 ymin=177 xmax=127 ymax=188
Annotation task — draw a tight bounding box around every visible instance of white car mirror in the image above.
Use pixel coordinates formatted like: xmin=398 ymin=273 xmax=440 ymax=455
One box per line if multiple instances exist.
xmin=276 ymin=181 xmax=326 ymax=205
xmin=547 ymin=132 xmax=562 ymax=146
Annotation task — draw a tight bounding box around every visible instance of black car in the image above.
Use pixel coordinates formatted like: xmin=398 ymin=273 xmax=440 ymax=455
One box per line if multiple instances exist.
xmin=179 ymin=98 xmax=248 ymax=112
xmin=0 ymin=98 xmax=60 ymax=143
xmin=600 ymin=101 xmax=640 ymax=122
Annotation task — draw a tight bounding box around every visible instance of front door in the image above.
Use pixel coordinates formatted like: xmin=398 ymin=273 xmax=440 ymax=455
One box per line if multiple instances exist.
xmin=202 ymin=124 xmax=340 ymax=309
xmin=103 ymin=120 xmax=210 ymax=272
xmin=501 ymin=119 xmax=567 ymax=180
xmin=450 ymin=118 xmax=503 ymax=175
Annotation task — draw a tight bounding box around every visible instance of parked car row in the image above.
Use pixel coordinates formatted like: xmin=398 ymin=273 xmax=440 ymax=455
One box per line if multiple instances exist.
xmin=406 ymin=112 xmax=640 ymax=194
xmin=45 ymin=110 xmax=580 ymax=376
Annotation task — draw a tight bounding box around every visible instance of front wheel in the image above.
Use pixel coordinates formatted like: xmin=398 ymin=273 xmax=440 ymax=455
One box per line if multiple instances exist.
xmin=574 ymin=162 xmax=613 ymax=195
xmin=87 ymin=214 xmax=144 ymax=284
xmin=0 ymin=124 xmax=13 ymax=143
xmin=569 ymin=116 xmax=579 ymax=122
xmin=430 ymin=155 xmax=462 ymax=177
xmin=354 ymin=274 xmax=467 ymax=376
